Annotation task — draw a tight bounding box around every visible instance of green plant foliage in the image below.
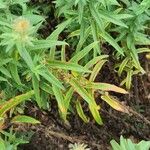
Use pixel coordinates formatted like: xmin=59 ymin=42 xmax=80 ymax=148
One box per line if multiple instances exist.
xmin=110 ymin=136 xmax=150 ymax=150
xmin=0 ymin=0 xmax=149 ymax=134
xmin=55 ymin=0 xmax=150 ymax=89
xmin=0 ymin=91 xmax=34 ymax=117
xmin=0 ymin=129 xmax=32 ymax=150
xmin=11 ymin=115 xmax=40 ymax=124
xmin=2 ymin=0 xmax=150 ymax=148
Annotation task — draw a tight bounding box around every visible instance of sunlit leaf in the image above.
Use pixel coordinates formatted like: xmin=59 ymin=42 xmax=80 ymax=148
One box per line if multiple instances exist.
xmin=86 ymin=82 xmax=128 ymax=94
xmin=101 ymin=93 xmax=129 ymax=113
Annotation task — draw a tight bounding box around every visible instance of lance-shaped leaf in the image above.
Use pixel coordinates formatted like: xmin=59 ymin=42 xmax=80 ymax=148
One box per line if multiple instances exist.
xmin=11 ymin=115 xmax=40 ymax=124
xmin=47 ymin=19 xmax=72 ymax=40
xmin=30 ymin=40 xmax=67 ymax=50
xmin=118 ymin=57 xmax=130 ymax=76
xmin=76 ymin=100 xmax=89 ymax=123
xmin=89 ymin=104 xmax=103 ymax=125
xmin=48 ymin=60 xmax=91 ymax=73
xmin=9 ymin=62 xmax=22 ymax=85
xmin=126 ymin=70 xmax=133 ymax=90
xmin=69 ymin=77 xmax=102 ymax=124
xmin=86 ymin=82 xmax=128 ymax=94
xmin=39 ymin=70 xmax=64 ymax=90
xmin=52 ymin=84 xmax=67 ymax=121
xmin=16 ymin=43 xmax=34 ymax=70
xmin=0 ymin=90 xmax=34 ymax=117
xmin=101 ymin=93 xmax=129 ymax=113
xmin=32 ymin=74 xmax=41 ymax=107
xmin=85 ymin=55 xmax=108 ymax=69
xmin=70 ymin=41 xmax=99 ymax=63
xmin=89 ymin=59 xmax=107 ymax=81
xmin=98 ymin=10 xmax=128 ymax=28
xmin=137 ymin=48 xmax=150 ymax=53
xmin=40 ymin=82 xmax=53 ymax=95
xmin=100 ymin=32 xmax=124 ymax=56
xmin=69 ymin=78 xmax=96 ymax=105
xmin=64 ymin=87 xmax=74 ymax=110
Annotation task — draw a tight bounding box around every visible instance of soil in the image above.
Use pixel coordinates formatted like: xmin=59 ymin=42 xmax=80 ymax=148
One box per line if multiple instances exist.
xmin=18 ymin=1 xmax=150 ymax=149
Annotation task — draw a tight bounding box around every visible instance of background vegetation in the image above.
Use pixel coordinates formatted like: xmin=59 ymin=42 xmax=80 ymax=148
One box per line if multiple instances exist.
xmin=0 ymin=0 xmax=149 ymax=149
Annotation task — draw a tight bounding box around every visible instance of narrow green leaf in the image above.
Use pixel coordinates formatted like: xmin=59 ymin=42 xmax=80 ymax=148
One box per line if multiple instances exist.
xmin=76 ymin=100 xmax=89 ymax=123
xmin=134 ymin=0 xmax=150 ymax=15
xmin=118 ymin=57 xmax=130 ymax=76
xmin=40 ymin=82 xmax=53 ymax=95
xmin=110 ymin=140 xmax=122 ymax=150
xmin=89 ymin=60 xmax=107 ymax=81
xmin=11 ymin=115 xmax=40 ymax=124
xmin=101 ymin=32 xmax=124 ymax=55
xmin=0 ymin=90 xmax=34 ymax=117
xmin=32 ymin=74 xmax=41 ymax=107
xmin=69 ymin=78 xmax=96 ymax=105
xmin=98 ymin=10 xmax=128 ymax=28
xmin=9 ymin=63 xmax=22 ymax=85
xmin=0 ymin=58 xmax=12 ymax=67
xmin=75 ymin=26 xmax=91 ymax=52
xmin=0 ymin=138 xmax=5 ymax=150
xmin=30 ymin=40 xmax=67 ymax=50
xmin=48 ymin=60 xmax=91 ymax=73
xmin=69 ymin=77 xmax=102 ymax=124
xmin=61 ymin=45 xmax=66 ymax=62
xmin=85 ymin=55 xmax=108 ymax=69
xmin=126 ymin=70 xmax=132 ymax=90
xmin=0 ymin=76 xmax=7 ymax=82
xmin=137 ymin=48 xmax=150 ymax=53
xmin=90 ymin=20 xmax=101 ymax=56
xmin=17 ymin=44 xmax=34 ymax=70
xmin=0 ymin=67 xmax=11 ymax=78
xmin=89 ymin=104 xmax=103 ymax=125
xmin=52 ymin=85 xmax=67 ymax=120
xmin=47 ymin=19 xmax=72 ymax=40
xmin=70 ymin=41 xmax=99 ymax=63
xmin=64 ymin=87 xmax=74 ymax=110
xmin=39 ymin=70 xmax=64 ymax=90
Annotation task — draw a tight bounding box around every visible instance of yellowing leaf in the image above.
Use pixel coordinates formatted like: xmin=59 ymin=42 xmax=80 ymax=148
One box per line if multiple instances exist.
xmin=76 ymin=100 xmax=89 ymax=123
xmin=69 ymin=77 xmax=103 ymax=125
xmin=86 ymin=82 xmax=128 ymax=94
xmin=0 ymin=90 xmax=34 ymax=117
xmin=89 ymin=60 xmax=107 ymax=81
xmin=89 ymin=104 xmax=103 ymax=125
xmin=101 ymin=93 xmax=129 ymax=113
xmin=52 ymin=84 xmax=67 ymax=121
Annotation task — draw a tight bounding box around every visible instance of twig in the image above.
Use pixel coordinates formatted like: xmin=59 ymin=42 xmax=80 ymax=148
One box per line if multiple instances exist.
xmin=45 ymin=128 xmax=102 ymax=149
